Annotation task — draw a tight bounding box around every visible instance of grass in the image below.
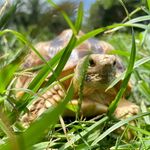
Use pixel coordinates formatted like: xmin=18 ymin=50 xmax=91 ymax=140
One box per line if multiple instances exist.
xmin=0 ymin=0 xmax=150 ymax=150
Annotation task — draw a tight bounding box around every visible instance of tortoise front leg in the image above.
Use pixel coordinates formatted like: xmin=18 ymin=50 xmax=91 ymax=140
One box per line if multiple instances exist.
xmin=65 ymin=98 xmax=139 ymax=118
xmin=114 ymin=98 xmax=139 ymax=119
xmin=40 ymin=84 xmax=108 ymax=117
xmin=113 ymin=98 xmax=139 ymax=139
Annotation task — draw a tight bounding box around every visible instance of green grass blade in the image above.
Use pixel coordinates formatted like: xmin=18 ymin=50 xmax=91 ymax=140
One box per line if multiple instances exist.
xmin=76 ymin=23 xmax=146 ymax=47
xmin=75 ymin=2 xmax=83 ymax=33
xmin=59 ymin=116 xmax=109 ymax=150
xmin=91 ymin=112 xmax=150 ymax=147
xmin=134 ymin=56 xmax=150 ymax=68
xmin=16 ymin=49 xmax=63 ymax=110
xmin=16 ymin=0 xmax=83 ymax=111
xmin=105 ymin=72 xmax=125 ymax=92
xmin=128 ymin=124 xmax=150 ymax=136
xmin=0 ymin=29 xmax=63 ymax=113
xmin=0 ymin=118 xmax=12 ymax=138
xmin=109 ymin=49 xmax=130 ymax=56
xmin=111 ymin=139 xmax=150 ymax=150
xmin=27 ymin=51 xmax=62 ymax=92
xmin=45 ymin=36 xmax=77 ymax=87
xmin=17 ymin=50 xmax=71 ymax=112
xmin=17 ymin=37 xmax=75 ymax=110
xmin=106 ymin=56 xmax=150 ymax=92
xmin=20 ymin=0 xmax=83 ymax=104
xmin=0 ymin=1 xmax=19 ymax=29
xmin=0 ymin=83 xmax=74 ymax=150
xmin=108 ymin=28 xmax=136 ymax=116
xmin=147 ymin=0 xmax=150 ymax=10
xmin=0 ymin=29 xmax=50 ymax=67
xmin=141 ymin=101 xmax=150 ymax=125
xmin=23 ymin=83 xmax=74 ymax=149
xmin=77 ymin=55 xmax=90 ymax=118
xmin=119 ymin=0 xmax=130 ymax=20
xmin=138 ymin=80 xmax=150 ymax=102
xmin=47 ymin=0 xmax=77 ymax=35
xmin=122 ymin=7 xmax=142 ymax=23
xmin=29 ymin=142 xmax=54 ymax=150
xmin=0 ymin=49 xmax=26 ymax=94
xmin=107 ymin=15 xmax=150 ymax=32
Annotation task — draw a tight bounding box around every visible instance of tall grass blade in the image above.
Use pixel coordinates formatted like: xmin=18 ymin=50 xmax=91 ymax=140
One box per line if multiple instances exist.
xmin=45 ymin=37 xmax=77 ymax=88
xmin=119 ymin=0 xmax=130 ymax=20
xmin=108 ymin=28 xmax=136 ymax=116
xmin=77 ymin=55 xmax=90 ymax=118
xmin=15 ymin=1 xmax=83 ymax=114
xmin=75 ymin=2 xmax=83 ymax=33
xmin=106 ymin=56 xmax=150 ymax=91
xmin=138 ymin=80 xmax=150 ymax=102
xmin=147 ymin=0 xmax=150 ymax=10
xmin=134 ymin=56 xmax=150 ymax=68
xmin=76 ymin=23 xmax=146 ymax=47
xmin=107 ymin=15 xmax=150 ymax=32
xmin=16 ymin=49 xmax=63 ymax=110
xmin=91 ymin=112 xmax=150 ymax=147
xmin=0 ymin=0 xmax=19 ymax=29
xmin=0 ymin=83 xmax=74 ymax=150
xmin=59 ymin=116 xmax=109 ymax=150
xmin=141 ymin=101 xmax=150 ymax=125
xmin=47 ymin=0 xmax=77 ymax=35
xmin=17 ymin=1 xmax=84 ymax=110
xmin=110 ymin=139 xmax=150 ymax=150
xmin=0 ymin=48 xmax=26 ymax=93
xmin=23 ymin=83 xmax=74 ymax=149
xmin=0 ymin=29 xmax=50 ymax=67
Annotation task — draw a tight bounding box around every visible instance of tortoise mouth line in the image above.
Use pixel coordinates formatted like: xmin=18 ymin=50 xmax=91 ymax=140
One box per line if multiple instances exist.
xmin=85 ymin=72 xmax=115 ymax=83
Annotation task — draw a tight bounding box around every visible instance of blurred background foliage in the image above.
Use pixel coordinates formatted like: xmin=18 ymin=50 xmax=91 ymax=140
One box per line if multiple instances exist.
xmin=0 ymin=0 xmax=149 ymax=40
xmin=87 ymin=0 xmax=149 ymax=30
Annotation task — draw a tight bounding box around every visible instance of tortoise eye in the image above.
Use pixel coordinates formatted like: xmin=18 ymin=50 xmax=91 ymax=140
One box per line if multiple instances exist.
xmin=89 ymin=58 xmax=95 ymax=67
xmin=113 ymin=60 xmax=116 ymax=66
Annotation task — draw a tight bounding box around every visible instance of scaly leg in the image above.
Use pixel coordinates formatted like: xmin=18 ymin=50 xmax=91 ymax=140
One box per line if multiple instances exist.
xmin=64 ymin=99 xmax=108 ymax=117
xmin=114 ymin=98 xmax=139 ymax=119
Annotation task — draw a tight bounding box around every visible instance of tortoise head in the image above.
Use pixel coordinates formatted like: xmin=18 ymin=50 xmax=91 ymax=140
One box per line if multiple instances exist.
xmin=73 ymin=54 xmax=117 ymax=91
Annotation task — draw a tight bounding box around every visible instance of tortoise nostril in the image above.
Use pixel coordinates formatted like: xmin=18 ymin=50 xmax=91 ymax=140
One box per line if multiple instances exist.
xmin=89 ymin=58 xmax=96 ymax=67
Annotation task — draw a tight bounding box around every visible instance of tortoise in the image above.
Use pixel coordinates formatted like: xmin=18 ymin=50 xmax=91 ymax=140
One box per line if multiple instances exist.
xmin=16 ymin=29 xmax=139 ymax=125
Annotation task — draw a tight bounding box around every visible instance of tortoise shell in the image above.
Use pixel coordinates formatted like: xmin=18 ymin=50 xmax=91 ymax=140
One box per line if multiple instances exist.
xmin=18 ymin=29 xmax=139 ymax=126
xmin=23 ymin=29 xmax=124 ymax=74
